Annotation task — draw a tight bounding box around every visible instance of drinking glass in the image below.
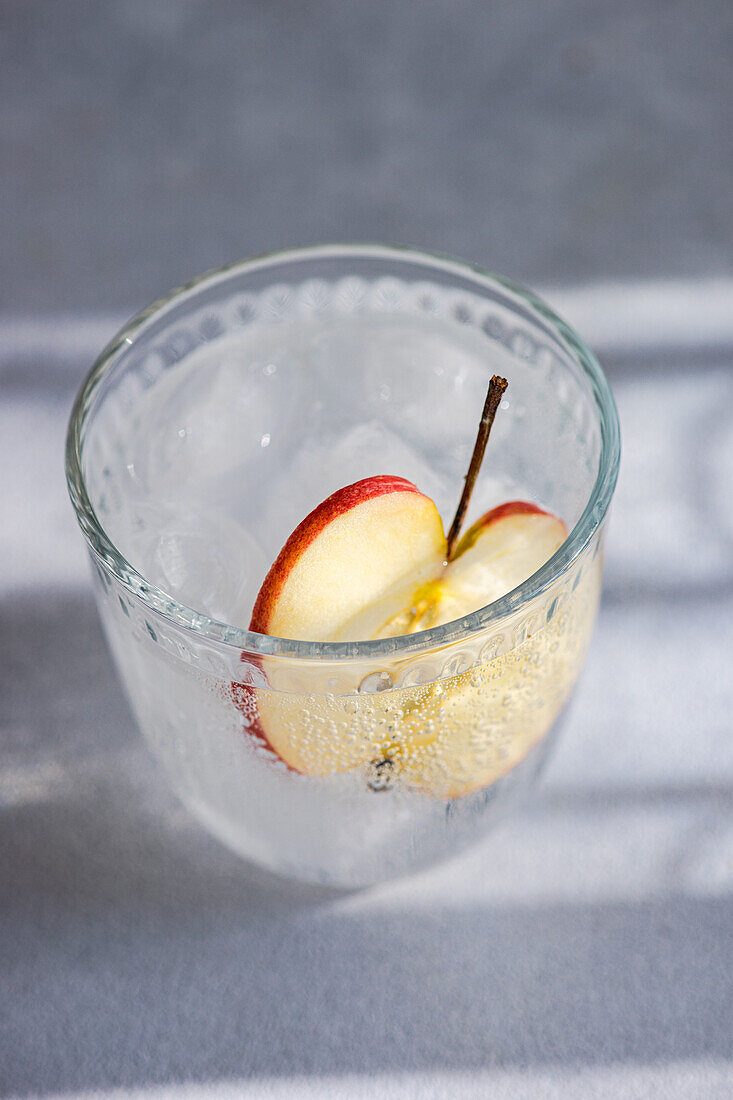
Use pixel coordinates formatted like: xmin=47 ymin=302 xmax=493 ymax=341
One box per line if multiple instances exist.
xmin=66 ymin=245 xmax=620 ymax=886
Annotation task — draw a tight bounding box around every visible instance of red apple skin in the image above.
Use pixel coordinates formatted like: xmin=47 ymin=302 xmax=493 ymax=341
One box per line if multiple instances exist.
xmin=249 ymin=475 xmax=426 ymax=635
xmin=229 ymin=678 xmax=292 ymax=769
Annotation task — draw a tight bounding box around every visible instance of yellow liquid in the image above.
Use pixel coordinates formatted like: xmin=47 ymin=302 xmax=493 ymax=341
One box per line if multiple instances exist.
xmin=253 ymin=550 xmax=602 ymax=799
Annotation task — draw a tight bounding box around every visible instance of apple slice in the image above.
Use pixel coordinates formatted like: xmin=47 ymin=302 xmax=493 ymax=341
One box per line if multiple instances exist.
xmin=250 ymin=475 xmax=446 ymax=642
xmin=236 ymin=362 xmax=592 ymax=796
xmin=242 ymin=481 xmax=570 ymax=793
xmin=241 ymin=474 xmax=444 ymax=776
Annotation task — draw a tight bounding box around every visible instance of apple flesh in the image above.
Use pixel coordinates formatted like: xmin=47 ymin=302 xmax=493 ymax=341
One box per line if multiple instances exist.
xmin=241 ymin=476 xmax=574 ymax=796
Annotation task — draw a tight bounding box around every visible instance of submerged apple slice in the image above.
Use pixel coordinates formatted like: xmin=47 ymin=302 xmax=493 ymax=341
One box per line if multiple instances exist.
xmin=244 ymin=478 xmax=570 ymax=795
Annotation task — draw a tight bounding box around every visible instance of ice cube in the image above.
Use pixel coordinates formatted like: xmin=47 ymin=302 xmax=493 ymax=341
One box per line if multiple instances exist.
xmin=259 ymin=420 xmax=453 ymax=559
xmin=122 ymin=503 xmax=269 ymax=626
xmin=129 ymin=330 xmax=306 ymax=506
xmin=360 ymin=319 xmax=494 ymax=453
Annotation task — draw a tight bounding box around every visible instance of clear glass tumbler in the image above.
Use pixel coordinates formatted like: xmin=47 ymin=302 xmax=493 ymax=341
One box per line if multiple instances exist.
xmin=66 ymin=245 xmax=620 ymax=887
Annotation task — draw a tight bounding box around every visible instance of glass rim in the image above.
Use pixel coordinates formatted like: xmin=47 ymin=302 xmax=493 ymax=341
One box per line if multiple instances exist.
xmin=65 ymin=242 xmax=621 ymax=661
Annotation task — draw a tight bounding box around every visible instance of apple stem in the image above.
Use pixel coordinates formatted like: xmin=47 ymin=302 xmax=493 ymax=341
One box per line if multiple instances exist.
xmin=446 ymin=374 xmax=508 ymax=560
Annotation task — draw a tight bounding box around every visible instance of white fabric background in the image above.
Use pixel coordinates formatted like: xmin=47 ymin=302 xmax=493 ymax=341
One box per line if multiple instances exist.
xmin=2 ymin=3 xmax=733 ymax=1096
xmin=3 ymin=299 xmax=733 ymax=1099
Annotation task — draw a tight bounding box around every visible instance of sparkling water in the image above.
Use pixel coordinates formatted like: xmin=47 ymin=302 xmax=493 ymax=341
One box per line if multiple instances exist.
xmin=86 ymin=278 xmax=603 ymax=885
